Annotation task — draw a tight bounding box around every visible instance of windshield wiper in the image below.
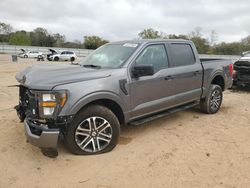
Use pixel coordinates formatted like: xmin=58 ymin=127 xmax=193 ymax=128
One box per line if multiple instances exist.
xmin=82 ymin=64 xmax=102 ymax=69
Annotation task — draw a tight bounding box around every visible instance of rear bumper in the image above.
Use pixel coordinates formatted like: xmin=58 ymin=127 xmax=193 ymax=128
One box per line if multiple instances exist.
xmin=24 ymin=118 xmax=59 ymax=149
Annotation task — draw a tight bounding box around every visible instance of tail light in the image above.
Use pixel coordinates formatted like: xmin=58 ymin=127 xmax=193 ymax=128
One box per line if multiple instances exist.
xmin=229 ymin=63 xmax=233 ymax=77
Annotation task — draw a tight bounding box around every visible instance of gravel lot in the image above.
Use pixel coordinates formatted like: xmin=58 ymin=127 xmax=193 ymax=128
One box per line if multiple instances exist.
xmin=0 ymin=54 xmax=250 ymax=188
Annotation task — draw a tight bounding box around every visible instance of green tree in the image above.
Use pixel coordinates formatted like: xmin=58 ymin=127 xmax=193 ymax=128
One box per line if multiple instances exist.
xmin=62 ymin=40 xmax=83 ymax=48
xmin=188 ymin=27 xmax=210 ymax=54
xmin=168 ymin=34 xmax=188 ymax=40
xmin=138 ymin=28 xmax=162 ymax=39
xmin=240 ymin=35 xmax=250 ymax=52
xmin=212 ymin=42 xmax=243 ymax=55
xmin=9 ymin=31 xmax=31 ymax=45
xmin=0 ymin=22 xmax=13 ymax=43
xmin=53 ymin=33 xmax=66 ymax=47
xmin=83 ymin=36 xmax=109 ymax=49
xmin=45 ymin=34 xmax=56 ymax=47
xmin=190 ymin=36 xmax=210 ymax=54
xmin=30 ymin=27 xmax=49 ymax=46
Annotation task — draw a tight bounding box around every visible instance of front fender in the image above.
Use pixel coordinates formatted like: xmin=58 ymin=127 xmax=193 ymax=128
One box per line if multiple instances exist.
xmin=67 ymin=91 xmax=127 ymax=115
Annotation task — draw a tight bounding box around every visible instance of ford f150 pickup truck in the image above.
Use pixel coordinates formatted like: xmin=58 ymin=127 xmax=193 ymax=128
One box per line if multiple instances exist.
xmin=15 ymin=39 xmax=233 ymax=156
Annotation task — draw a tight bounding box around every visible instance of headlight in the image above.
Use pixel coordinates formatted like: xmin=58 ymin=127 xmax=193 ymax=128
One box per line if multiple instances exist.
xmin=38 ymin=91 xmax=67 ymax=117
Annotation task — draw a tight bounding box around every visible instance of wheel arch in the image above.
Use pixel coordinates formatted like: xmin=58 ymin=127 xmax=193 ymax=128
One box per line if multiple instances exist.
xmin=202 ymin=71 xmax=225 ymax=99
xmin=69 ymin=92 xmax=127 ymax=125
xmin=211 ymin=75 xmax=225 ymax=91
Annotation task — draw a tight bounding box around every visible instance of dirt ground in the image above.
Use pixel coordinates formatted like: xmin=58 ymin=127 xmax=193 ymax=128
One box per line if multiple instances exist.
xmin=0 ymin=54 xmax=250 ymax=188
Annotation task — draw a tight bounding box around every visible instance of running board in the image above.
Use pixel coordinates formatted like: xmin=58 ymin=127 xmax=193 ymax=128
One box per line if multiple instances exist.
xmin=128 ymin=101 xmax=199 ymax=126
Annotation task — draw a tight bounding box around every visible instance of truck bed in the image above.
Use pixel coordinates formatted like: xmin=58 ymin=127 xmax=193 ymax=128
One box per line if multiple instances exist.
xmin=200 ymin=58 xmax=233 ymax=98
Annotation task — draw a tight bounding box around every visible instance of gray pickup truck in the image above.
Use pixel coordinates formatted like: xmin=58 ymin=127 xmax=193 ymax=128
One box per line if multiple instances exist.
xmin=15 ymin=39 xmax=233 ymax=156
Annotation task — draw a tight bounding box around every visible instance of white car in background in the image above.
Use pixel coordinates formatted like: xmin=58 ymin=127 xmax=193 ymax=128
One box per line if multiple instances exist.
xmin=18 ymin=49 xmax=43 ymax=58
xmin=48 ymin=51 xmax=77 ymax=61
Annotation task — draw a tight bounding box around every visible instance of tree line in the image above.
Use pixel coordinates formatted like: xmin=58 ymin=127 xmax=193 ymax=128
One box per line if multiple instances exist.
xmin=138 ymin=28 xmax=250 ymax=55
xmin=0 ymin=22 xmax=249 ymax=55
xmin=0 ymin=22 xmax=108 ymax=50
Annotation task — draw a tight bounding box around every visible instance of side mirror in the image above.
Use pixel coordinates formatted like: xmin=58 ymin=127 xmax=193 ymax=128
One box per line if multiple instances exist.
xmin=132 ymin=64 xmax=154 ymax=78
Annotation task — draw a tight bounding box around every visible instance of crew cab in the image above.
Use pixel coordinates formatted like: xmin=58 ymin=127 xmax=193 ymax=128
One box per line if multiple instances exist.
xmin=15 ymin=39 xmax=233 ymax=156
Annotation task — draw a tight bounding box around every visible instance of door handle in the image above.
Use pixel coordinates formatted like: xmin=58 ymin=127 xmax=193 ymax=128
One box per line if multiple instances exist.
xmin=193 ymin=71 xmax=201 ymax=76
xmin=164 ymin=75 xmax=174 ymax=80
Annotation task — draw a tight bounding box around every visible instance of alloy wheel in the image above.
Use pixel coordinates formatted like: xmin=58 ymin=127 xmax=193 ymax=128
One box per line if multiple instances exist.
xmin=75 ymin=116 xmax=113 ymax=152
xmin=210 ymin=90 xmax=222 ymax=111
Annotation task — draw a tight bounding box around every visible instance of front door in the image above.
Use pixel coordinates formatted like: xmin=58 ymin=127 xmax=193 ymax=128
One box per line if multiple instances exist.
xmin=129 ymin=44 xmax=176 ymax=119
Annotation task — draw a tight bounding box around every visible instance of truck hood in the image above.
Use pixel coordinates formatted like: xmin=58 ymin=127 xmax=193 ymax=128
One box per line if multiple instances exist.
xmin=15 ymin=64 xmax=112 ymax=90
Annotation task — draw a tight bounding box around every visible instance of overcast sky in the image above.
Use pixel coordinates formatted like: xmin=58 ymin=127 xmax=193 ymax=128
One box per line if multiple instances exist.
xmin=0 ymin=0 xmax=249 ymax=43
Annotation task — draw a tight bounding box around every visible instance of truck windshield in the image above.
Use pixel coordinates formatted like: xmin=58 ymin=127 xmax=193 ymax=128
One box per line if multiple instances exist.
xmin=80 ymin=43 xmax=139 ymax=68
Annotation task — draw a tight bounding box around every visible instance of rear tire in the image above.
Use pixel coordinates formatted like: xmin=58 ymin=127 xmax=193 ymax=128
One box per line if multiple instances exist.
xmin=65 ymin=105 xmax=120 ymax=155
xmin=24 ymin=55 xmax=28 ymax=58
xmin=200 ymin=84 xmax=223 ymax=114
xmin=70 ymin=57 xmax=75 ymax=61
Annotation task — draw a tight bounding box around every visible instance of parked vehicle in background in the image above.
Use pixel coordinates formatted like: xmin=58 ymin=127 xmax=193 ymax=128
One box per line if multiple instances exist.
xmin=240 ymin=51 xmax=250 ymax=60
xmin=47 ymin=50 xmax=77 ymax=61
xmin=15 ymin=39 xmax=233 ymax=156
xmin=18 ymin=49 xmax=26 ymax=57
xmin=233 ymin=51 xmax=250 ymax=87
xmin=18 ymin=50 xmax=43 ymax=58
xmin=47 ymin=49 xmax=58 ymax=61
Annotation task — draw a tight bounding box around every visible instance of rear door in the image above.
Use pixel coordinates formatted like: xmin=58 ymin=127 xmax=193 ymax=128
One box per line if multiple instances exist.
xmin=68 ymin=51 xmax=74 ymax=60
xmin=129 ymin=44 xmax=176 ymax=119
xmin=167 ymin=42 xmax=203 ymax=105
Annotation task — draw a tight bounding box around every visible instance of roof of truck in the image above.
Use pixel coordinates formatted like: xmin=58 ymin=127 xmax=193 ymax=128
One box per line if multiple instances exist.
xmin=111 ymin=39 xmax=190 ymax=45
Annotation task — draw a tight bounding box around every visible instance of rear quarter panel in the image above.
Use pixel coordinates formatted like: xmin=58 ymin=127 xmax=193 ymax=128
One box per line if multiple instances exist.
xmin=201 ymin=59 xmax=233 ymax=98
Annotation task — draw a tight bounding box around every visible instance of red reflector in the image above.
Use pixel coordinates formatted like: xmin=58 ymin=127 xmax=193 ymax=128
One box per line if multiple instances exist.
xmin=229 ymin=64 xmax=233 ymax=77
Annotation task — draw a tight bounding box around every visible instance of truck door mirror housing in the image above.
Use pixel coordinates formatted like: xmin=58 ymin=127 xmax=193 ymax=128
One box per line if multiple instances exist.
xmin=132 ymin=64 xmax=154 ymax=78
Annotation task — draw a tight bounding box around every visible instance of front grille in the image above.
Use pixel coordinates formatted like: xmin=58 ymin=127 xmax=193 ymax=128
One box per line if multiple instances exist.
xmin=19 ymin=86 xmax=39 ymax=119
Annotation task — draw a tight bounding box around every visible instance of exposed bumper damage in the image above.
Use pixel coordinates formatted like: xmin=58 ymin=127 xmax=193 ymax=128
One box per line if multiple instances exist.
xmin=15 ymin=85 xmax=73 ymax=157
xmin=24 ymin=118 xmax=60 ymax=148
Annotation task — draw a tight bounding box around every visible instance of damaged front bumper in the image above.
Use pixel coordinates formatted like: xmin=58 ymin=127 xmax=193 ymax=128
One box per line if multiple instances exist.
xmin=24 ymin=118 xmax=60 ymax=149
xmin=15 ymin=85 xmax=74 ymax=150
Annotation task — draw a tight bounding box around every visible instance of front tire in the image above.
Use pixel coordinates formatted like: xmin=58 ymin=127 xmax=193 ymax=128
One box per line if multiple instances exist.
xmin=54 ymin=56 xmax=59 ymax=61
xmin=65 ymin=105 xmax=120 ymax=155
xmin=200 ymin=84 xmax=223 ymax=114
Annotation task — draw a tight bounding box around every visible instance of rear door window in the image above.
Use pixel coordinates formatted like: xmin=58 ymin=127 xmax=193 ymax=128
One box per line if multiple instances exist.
xmin=169 ymin=43 xmax=195 ymax=67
